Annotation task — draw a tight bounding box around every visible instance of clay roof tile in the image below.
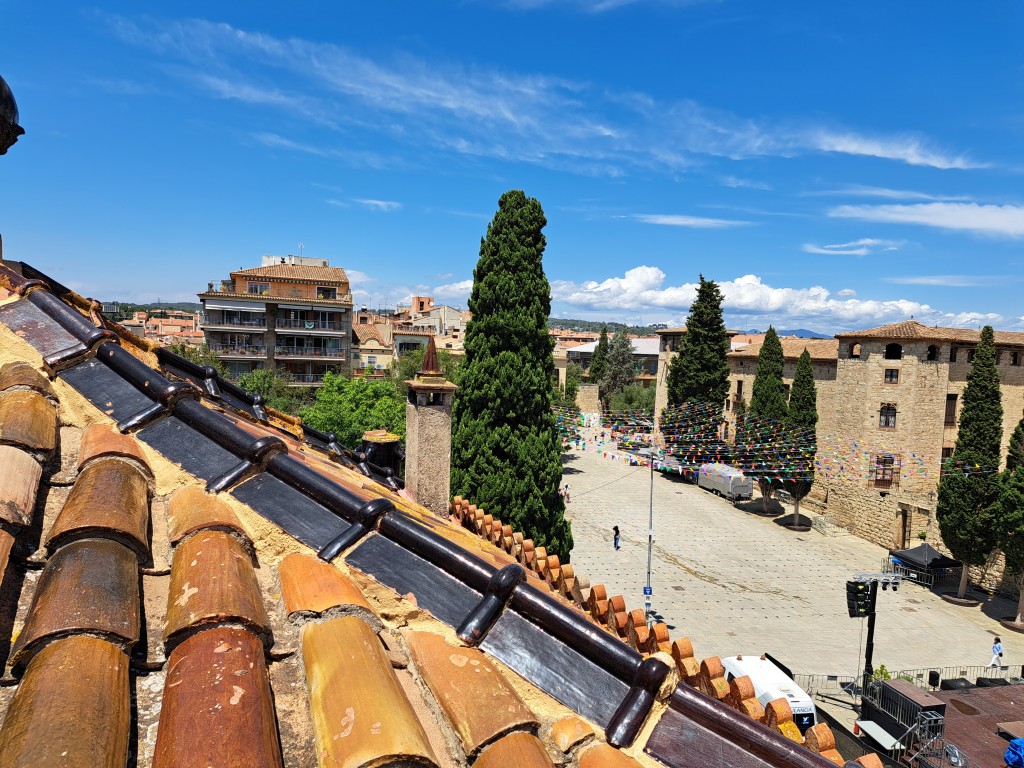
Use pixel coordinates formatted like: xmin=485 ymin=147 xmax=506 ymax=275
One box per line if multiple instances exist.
xmin=0 ymin=390 xmax=56 ymax=451
xmin=0 ymin=361 xmax=53 ymax=396
xmin=579 ymin=743 xmax=645 ymax=767
xmin=166 ymin=486 xmax=250 ymax=546
xmin=0 ymin=444 xmax=42 ymax=527
xmin=474 ymin=732 xmax=555 ymax=768
xmin=77 ymin=423 xmax=151 ymax=474
xmin=278 ymin=553 xmax=378 ymax=628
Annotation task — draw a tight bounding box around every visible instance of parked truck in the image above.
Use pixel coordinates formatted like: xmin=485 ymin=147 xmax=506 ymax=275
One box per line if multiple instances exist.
xmin=697 ymin=463 xmax=753 ymax=501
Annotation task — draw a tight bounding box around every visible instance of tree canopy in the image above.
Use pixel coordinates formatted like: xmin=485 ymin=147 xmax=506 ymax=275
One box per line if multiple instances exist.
xmin=301 ymin=372 xmax=406 ymax=448
xmin=390 ymin=345 xmax=463 ymax=390
xmin=749 ymin=327 xmax=788 ymax=421
xmin=588 ymin=326 xmax=609 ymax=384
xmin=667 ymin=275 xmax=730 ymax=407
xmin=553 ymin=361 xmax=583 ymax=409
xmin=600 ymin=332 xmax=637 ymax=404
xmin=778 ymin=348 xmax=818 ymax=524
xmin=936 ymin=326 xmax=1002 ymax=597
xmin=237 ymin=368 xmax=314 ymax=415
xmin=994 ymin=465 xmax=1024 ymax=623
xmin=450 ymin=190 xmax=572 ymax=559
xmin=1007 ymin=416 xmax=1024 ymax=473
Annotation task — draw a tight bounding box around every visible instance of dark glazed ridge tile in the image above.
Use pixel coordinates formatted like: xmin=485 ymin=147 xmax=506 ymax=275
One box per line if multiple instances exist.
xmin=60 ymin=358 xmax=154 ymax=423
xmin=644 ymin=685 xmax=838 ymax=768
xmin=139 ymin=416 xmax=240 ymax=482
xmin=45 ymin=459 xmax=151 ymax=559
xmin=231 ymin=472 xmax=349 ymax=552
xmin=153 ymin=626 xmax=283 ymax=768
xmin=164 ymin=529 xmax=271 ymax=647
xmin=0 ymin=299 xmax=86 ymax=362
xmin=0 ymin=635 xmax=131 ymax=767
xmin=10 ymin=538 xmax=140 ymax=668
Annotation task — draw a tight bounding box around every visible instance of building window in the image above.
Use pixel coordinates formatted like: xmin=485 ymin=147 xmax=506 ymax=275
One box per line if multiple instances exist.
xmin=940 ymin=447 xmax=954 ymax=479
xmin=1013 ymin=351 xmax=1021 ymax=366
xmin=944 ymin=394 xmax=957 ymax=426
xmin=884 ymin=343 xmax=902 ymax=360
xmin=316 ymin=286 xmax=338 ymax=300
xmin=870 ymin=455 xmax=898 ymax=490
xmin=848 ymin=343 xmax=861 ymax=359
xmin=884 ymin=369 xmax=899 ymax=384
xmin=950 ymin=346 xmax=958 ymax=362
xmin=879 ymin=403 xmax=897 ymax=429
xmin=927 ymin=345 xmax=939 ymax=361
xmin=248 ymin=282 xmax=269 ymax=295
xmin=966 ymin=348 xmax=975 ymax=363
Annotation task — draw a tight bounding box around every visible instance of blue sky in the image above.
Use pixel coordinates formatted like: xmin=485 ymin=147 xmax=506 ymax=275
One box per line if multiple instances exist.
xmin=2 ymin=1 xmax=1023 ymax=333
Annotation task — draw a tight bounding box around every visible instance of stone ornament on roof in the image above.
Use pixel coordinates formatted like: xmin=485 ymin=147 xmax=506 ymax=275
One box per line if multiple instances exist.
xmin=0 ymin=73 xmax=25 ymax=155
xmin=409 ymin=336 xmax=457 ymax=392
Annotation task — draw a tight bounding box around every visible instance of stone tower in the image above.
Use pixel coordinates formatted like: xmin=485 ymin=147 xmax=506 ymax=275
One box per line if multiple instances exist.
xmin=405 ymin=337 xmax=457 ymax=516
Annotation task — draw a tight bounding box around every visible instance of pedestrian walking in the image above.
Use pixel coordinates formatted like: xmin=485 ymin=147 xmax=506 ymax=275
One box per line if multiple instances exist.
xmin=989 ymin=636 xmax=1004 ymax=667
xmin=563 ymin=483 xmax=571 ymax=503
xmin=613 ymin=526 xmax=620 ymax=550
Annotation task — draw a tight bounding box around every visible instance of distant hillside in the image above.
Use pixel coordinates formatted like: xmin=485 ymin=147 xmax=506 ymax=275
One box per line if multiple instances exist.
xmin=742 ymin=328 xmax=831 ymax=339
xmin=548 ymin=318 xmax=663 ymax=336
xmin=104 ymin=301 xmax=202 ymax=319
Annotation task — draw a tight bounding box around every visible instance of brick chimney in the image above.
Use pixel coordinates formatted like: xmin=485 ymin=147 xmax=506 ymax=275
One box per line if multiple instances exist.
xmin=404 ymin=337 xmax=457 ymax=515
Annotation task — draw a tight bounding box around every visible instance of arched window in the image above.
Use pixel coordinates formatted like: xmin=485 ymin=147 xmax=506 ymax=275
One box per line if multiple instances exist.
xmin=926 ymin=345 xmax=939 ymax=361
xmin=884 ymin=343 xmax=902 ymax=360
xmin=879 ymin=403 xmax=897 ymax=429
xmin=848 ymin=343 xmax=861 ymax=359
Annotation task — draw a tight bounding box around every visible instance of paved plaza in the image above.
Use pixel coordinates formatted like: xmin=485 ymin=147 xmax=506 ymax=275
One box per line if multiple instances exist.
xmin=562 ymin=431 xmax=1024 ymax=679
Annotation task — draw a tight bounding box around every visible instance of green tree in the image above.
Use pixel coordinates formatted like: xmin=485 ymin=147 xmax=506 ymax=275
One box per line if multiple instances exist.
xmin=937 ymin=325 xmax=1002 ymax=599
xmin=1006 ymin=416 xmax=1024 ymax=473
xmin=994 ymin=465 xmax=1024 ymax=624
xmin=779 ymin=349 xmax=818 ymax=527
xmin=390 ymin=345 xmax=463 ymax=390
xmin=166 ymin=343 xmax=225 ymax=376
xmin=588 ymin=326 xmax=609 ymax=384
xmin=609 ymin=383 xmax=655 ymax=415
xmin=301 ymin=372 xmax=406 ymax=448
xmin=748 ymin=327 xmax=788 ymax=513
xmin=668 ymin=275 xmax=730 ymax=408
xmin=238 ymin=368 xmax=314 ymax=415
xmin=450 ymin=190 xmax=572 ymax=558
xmin=601 ymin=332 xmax=637 ymax=405
xmin=553 ymin=361 xmax=583 ymax=409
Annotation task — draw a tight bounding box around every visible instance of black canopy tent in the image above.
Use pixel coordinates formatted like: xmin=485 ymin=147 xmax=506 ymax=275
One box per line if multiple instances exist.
xmin=886 ymin=543 xmax=962 ymax=588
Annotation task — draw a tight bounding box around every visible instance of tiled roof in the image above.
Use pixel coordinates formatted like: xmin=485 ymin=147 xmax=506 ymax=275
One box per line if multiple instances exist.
xmin=836 ymin=319 xmax=1024 ymax=346
xmin=728 ymin=337 xmax=839 ymax=362
xmin=0 ymin=258 xmax=872 ymax=768
xmin=229 ymin=262 xmax=351 ymax=285
xmin=197 ymin=290 xmax=353 ymax=306
xmin=352 ymin=323 xmax=388 ymax=345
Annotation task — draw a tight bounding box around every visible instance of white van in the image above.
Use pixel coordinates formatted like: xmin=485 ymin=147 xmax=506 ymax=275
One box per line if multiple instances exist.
xmin=721 ymin=654 xmax=817 ymax=734
xmin=697 ymin=463 xmax=754 ymax=501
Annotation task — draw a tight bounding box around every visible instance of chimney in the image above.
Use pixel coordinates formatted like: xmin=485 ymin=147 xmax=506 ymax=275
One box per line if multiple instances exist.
xmin=404 ymin=337 xmax=457 ymax=516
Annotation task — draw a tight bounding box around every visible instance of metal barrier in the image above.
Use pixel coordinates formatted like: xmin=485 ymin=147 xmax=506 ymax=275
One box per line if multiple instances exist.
xmin=880 ymin=557 xmax=961 ymax=590
xmin=893 ymin=663 xmax=1024 ymax=689
xmin=811 ymin=515 xmax=845 ymax=537
xmin=793 ymin=672 xmax=859 ymax=698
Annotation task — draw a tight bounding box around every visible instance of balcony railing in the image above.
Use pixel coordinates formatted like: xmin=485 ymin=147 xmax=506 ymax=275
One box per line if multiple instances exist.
xmin=209 ymin=344 xmax=267 ymax=357
xmin=201 ymin=315 xmax=266 ymax=328
xmin=287 ymin=373 xmax=326 ymax=384
xmin=274 ymin=346 xmax=345 ymax=359
xmin=275 ymin=318 xmax=343 ymax=331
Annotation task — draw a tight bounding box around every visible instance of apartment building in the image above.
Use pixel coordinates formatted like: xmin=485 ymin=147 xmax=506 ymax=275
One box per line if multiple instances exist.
xmin=198 ymin=255 xmax=353 ymax=383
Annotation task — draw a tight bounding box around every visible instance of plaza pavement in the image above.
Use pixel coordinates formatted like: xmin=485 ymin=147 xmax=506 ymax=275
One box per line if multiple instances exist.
xmin=562 ymin=430 xmax=1024 ymax=680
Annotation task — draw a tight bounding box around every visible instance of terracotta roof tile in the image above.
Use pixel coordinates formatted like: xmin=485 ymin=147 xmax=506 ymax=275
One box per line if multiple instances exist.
xmin=229 ymin=263 xmax=350 ymax=285
xmin=474 ymin=732 xmax=554 ymax=768
xmin=836 ymin=318 xmax=1024 ymax=346
xmin=579 ymin=743 xmax=645 ymax=767
xmin=164 ymin=529 xmax=271 ymax=647
xmin=0 ymin=444 xmax=42 ymax=526
xmin=10 ymin=538 xmax=140 ymax=668
xmin=301 ymin=616 xmax=437 ymax=767
xmin=153 ymin=626 xmax=284 ymax=768
xmin=278 ymin=553 xmax=377 ymax=624
xmin=45 ymin=459 xmax=151 ymax=559
xmin=0 ymin=635 xmax=130 ymax=767
xmin=166 ymin=486 xmax=249 ymax=546
xmin=77 ymin=423 xmax=151 ymax=474
xmin=0 ymin=528 xmax=13 ymax=585
xmin=728 ymin=337 xmax=839 ymax=361
xmin=352 ymin=324 xmax=386 ymax=345
xmin=0 ymin=390 xmax=56 ymax=451
xmin=549 ymin=715 xmax=594 ymax=752
xmin=0 ymin=361 xmax=53 ymax=396
xmin=198 ymin=289 xmax=352 ymax=306
xmin=404 ymin=630 xmax=538 ymax=757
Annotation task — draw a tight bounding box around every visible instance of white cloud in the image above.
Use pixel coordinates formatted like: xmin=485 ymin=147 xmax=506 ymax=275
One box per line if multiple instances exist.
xmin=104 ymin=16 xmax=984 ymax=175
xmin=882 ymin=275 xmax=998 ymax=287
xmin=830 ymin=203 xmax=1024 ymax=237
xmin=550 ymin=268 xmax=1004 ymax=330
xmin=836 ymin=288 xmax=857 ymax=297
xmin=353 ymin=199 xmax=402 ymax=212
xmin=720 ymin=175 xmax=772 ymax=191
xmin=634 ymin=213 xmax=751 ymax=228
xmin=801 ymin=238 xmax=903 ymax=256
xmin=807 ymin=184 xmax=971 ymax=202
xmin=432 ymin=278 xmax=474 ymax=303
xmin=345 ymin=270 xmax=372 ymax=285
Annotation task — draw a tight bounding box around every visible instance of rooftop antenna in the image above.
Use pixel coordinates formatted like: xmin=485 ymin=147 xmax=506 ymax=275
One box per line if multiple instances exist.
xmin=299 ymin=242 xmax=304 ymax=258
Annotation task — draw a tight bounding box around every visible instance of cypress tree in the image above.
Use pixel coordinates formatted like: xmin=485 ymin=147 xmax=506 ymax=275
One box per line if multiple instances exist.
xmin=589 ymin=326 xmax=609 ymax=384
xmin=779 ymin=349 xmax=817 ymax=526
xmin=748 ymin=327 xmax=787 ymax=513
xmin=994 ymin=465 xmax=1024 ymax=624
xmin=669 ymin=275 xmax=730 ymax=407
xmin=936 ymin=325 xmax=1002 ymax=599
xmin=450 ymin=190 xmax=572 ymax=559
xmin=601 ymin=332 xmax=637 ymax=405
xmin=1007 ymin=416 xmax=1024 ymax=473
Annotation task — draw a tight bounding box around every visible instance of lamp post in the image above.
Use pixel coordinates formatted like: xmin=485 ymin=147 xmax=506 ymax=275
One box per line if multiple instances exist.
xmin=645 ymin=446 xmax=654 ymax=623
xmin=846 ymin=572 xmax=901 ymax=697
xmin=0 ymin=74 xmax=25 ymax=156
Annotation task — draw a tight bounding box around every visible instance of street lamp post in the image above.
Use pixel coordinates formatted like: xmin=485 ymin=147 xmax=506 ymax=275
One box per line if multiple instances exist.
xmin=645 ymin=448 xmax=654 ymax=623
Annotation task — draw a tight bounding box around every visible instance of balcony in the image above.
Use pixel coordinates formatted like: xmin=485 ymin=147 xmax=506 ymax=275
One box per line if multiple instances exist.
xmin=201 ymin=314 xmax=266 ymax=329
xmin=209 ymin=344 xmax=267 ymax=358
xmin=275 ymin=318 xmax=344 ymax=331
xmin=274 ymin=346 xmax=345 ymax=359
xmin=287 ymin=373 xmax=326 ymax=384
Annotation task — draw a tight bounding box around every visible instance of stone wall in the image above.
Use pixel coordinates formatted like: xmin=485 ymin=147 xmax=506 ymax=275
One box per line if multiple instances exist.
xmin=576 ymin=383 xmax=601 ymax=413
xmin=405 ymin=393 xmax=452 ymax=516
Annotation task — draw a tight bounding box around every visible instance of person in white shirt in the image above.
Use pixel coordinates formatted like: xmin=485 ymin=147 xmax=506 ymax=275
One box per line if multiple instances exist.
xmin=989 ymin=637 xmax=1003 ymax=667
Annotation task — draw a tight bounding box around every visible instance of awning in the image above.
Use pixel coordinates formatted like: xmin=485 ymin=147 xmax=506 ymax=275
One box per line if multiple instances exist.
xmin=204 ymin=300 xmax=265 ymax=312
